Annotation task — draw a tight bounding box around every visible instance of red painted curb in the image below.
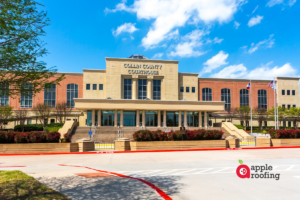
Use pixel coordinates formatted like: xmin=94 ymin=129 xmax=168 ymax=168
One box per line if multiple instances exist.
xmin=58 ymin=164 xmax=172 ymax=200
xmin=0 ymin=146 xmax=300 ymax=156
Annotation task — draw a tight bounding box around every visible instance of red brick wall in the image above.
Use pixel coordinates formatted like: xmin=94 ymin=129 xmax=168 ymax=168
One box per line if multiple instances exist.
xmin=199 ymin=80 xmax=275 ymax=110
xmin=9 ymin=74 xmax=83 ymax=110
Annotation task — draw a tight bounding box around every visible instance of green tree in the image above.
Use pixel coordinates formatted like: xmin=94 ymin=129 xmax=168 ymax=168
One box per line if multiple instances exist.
xmin=235 ymin=106 xmax=250 ymax=131
xmin=287 ymin=107 xmax=300 ymax=129
xmin=33 ymin=103 xmax=51 ymax=131
xmin=0 ymin=105 xmax=13 ymax=129
xmin=254 ymin=107 xmax=268 ymax=130
xmin=0 ymin=0 xmax=64 ymax=98
xmin=267 ymin=106 xmax=286 ymax=128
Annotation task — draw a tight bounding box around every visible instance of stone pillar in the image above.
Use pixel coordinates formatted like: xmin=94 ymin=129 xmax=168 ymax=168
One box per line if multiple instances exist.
xmin=184 ymin=111 xmax=187 ymax=127
xmin=204 ymin=111 xmax=207 ymax=128
xmin=114 ymin=109 xmax=118 ymax=127
xmin=120 ymin=110 xmax=123 ymax=127
xmin=132 ymin=78 xmax=137 ymax=99
xmin=158 ymin=110 xmax=161 ymax=127
xmin=136 ymin=110 xmax=139 ymax=127
xmin=163 ymin=110 xmax=166 ymax=127
xmin=198 ymin=111 xmax=201 ymax=127
xmin=92 ymin=110 xmax=95 ymax=126
xmin=147 ymin=79 xmax=153 ymax=99
xmin=142 ymin=110 xmax=145 ymax=127
xmin=98 ymin=110 xmax=101 ymax=127
xmin=178 ymin=111 xmax=182 ymax=127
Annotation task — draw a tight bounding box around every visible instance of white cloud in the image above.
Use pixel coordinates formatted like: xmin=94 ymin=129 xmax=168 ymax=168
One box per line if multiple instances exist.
xmin=169 ymin=30 xmax=207 ymax=57
xmin=210 ymin=62 xmax=298 ymax=79
xmin=234 ymin=21 xmax=240 ymax=29
xmin=248 ymin=15 xmax=263 ymax=27
xmin=266 ymin=0 xmax=296 ymax=7
xmin=206 ymin=37 xmax=224 ymax=44
xmin=210 ymin=64 xmax=247 ymax=78
xmin=251 ymin=5 xmax=259 ymax=14
xmin=152 ymin=53 xmax=164 ymax=59
xmin=112 ymin=23 xmax=138 ymax=36
xmin=244 ymin=34 xmax=275 ymax=54
xmin=107 ymin=0 xmax=245 ymax=49
xmin=200 ymin=51 xmax=229 ymax=76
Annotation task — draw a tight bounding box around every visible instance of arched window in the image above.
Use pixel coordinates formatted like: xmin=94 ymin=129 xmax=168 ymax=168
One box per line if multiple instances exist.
xmin=0 ymin=83 xmax=9 ymax=106
xmin=20 ymin=83 xmax=33 ymax=108
xmin=240 ymin=89 xmax=249 ymax=106
xmin=67 ymin=84 xmax=78 ymax=108
xmin=221 ymin=88 xmax=231 ymax=111
xmin=202 ymin=88 xmax=212 ymax=101
xmin=44 ymin=84 xmax=56 ymax=108
xmin=258 ymin=89 xmax=267 ymax=109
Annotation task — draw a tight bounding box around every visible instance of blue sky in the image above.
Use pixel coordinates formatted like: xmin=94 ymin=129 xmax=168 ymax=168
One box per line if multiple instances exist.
xmin=39 ymin=0 xmax=300 ymax=79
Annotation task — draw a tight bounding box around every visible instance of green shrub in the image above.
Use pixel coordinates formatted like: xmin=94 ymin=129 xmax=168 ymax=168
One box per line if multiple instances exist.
xmin=45 ymin=126 xmax=62 ymax=132
xmin=234 ymin=124 xmax=244 ymax=129
xmin=14 ymin=124 xmax=43 ymax=132
xmin=46 ymin=123 xmax=64 ymax=127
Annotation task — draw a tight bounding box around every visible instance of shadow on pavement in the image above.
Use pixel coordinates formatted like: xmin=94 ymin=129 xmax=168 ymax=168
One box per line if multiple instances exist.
xmin=36 ymin=175 xmax=183 ymax=200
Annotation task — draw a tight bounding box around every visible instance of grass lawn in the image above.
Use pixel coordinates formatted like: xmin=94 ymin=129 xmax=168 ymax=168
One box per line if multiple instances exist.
xmin=0 ymin=170 xmax=70 ymax=200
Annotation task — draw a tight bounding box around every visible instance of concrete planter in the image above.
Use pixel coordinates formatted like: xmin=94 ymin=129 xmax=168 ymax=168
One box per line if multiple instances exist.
xmin=271 ymin=139 xmax=300 ymax=147
xmin=128 ymin=140 xmax=227 ymax=151
xmin=0 ymin=143 xmax=79 ymax=154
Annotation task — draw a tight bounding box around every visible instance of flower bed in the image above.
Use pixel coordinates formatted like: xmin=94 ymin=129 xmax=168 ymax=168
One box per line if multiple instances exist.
xmin=133 ymin=129 xmax=223 ymax=141
xmin=268 ymin=129 xmax=300 ymax=139
xmin=0 ymin=131 xmax=70 ymax=143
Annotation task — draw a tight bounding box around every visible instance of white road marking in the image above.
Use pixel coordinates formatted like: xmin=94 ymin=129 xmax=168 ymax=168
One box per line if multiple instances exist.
xmin=192 ymin=168 xmax=214 ymax=174
xmin=171 ymin=169 xmax=199 ymax=175
xmin=293 ymin=176 xmax=300 ymax=178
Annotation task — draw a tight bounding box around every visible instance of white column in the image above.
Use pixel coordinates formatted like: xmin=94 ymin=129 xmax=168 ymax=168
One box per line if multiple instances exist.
xmin=184 ymin=111 xmax=187 ymax=127
xmin=114 ymin=109 xmax=118 ymax=127
xmin=120 ymin=110 xmax=123 ymax=127
xmin=92 ymin=110 xmax=95 ymax=126
xmin=204 ymin=111 xmax=207 ymax=129
xmin=132 ymin=78 xmax=137 ymax=99
xmin=98 ymin=110 xmax=101 ymax=126
xmin=178 ymin=111 xmax=182 ymax=127
xmin=147 ymin=79 xmax=153 ymax=99
xmin=163 ymin=110 xmax=167 ymax=127
xmin=158 ymin=110 xmax=161 ymax=127
xmin=142 ymin=110 xmax=145 ymax=127
xmin=136 ymin=110 xmax=139 ymax=127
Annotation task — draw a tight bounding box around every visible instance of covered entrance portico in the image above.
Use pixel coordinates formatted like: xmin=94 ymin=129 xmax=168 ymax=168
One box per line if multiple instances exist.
xmin=75 ymin=98 xmax=225 ymax=128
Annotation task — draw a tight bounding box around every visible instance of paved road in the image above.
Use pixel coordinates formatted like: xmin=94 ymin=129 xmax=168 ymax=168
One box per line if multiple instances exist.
xmin=1 ymin=148 xmax=300 ymax=200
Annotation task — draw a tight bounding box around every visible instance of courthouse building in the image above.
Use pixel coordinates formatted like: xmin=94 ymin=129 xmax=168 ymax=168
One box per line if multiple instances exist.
xmin=5 ymin=55 xmax=300 ymax=129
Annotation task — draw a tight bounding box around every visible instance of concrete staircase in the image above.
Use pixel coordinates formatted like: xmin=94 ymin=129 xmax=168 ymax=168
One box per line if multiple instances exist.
xmin=221 ymin=122 xmax=251 ymax=139
xmin=71 ymin=126 xmax=222 ymax=142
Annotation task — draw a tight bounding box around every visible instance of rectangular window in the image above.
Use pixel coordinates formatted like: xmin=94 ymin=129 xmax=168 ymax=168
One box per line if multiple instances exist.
xmin=287 ymin=105 xmax=291 ymax=110
xmin=86 ymin=84 xmax=90 ymax=90
xmin=44 ymin=83 xmax=56 ymax=108
xmin=124 ymin=79 xmax=132 ymax=99
xmin=192 ymin=87 xmax=195 ymax=93
xmin=287 ymin=90 xmax=290 ymax=95
xmin=186 ymin=87 xmax=190 ymax=93
xmin=293 ymin=105 xmax=296 ymax=108
xmin=93 ymin=84 xmax=97 ymax=90
xmin=264 ymin=121 xmax=267 ymax=127
xmin=282 ymin=104 xmax=285 ymax=109
xmin=282 ymin=90 xmax=285 ymax=95
xmin=50 ymin=119 xmax=55 ymax=123
xmin=99 ymin=84 xmax=103 ymax=90
xmin=138 ymin=79 xmax=147 ymax=99
xmin=153 ymin=80 xmax=161 ymax=100
xmin=292 ymin=90 xmax=296 ymax=95
xmin=180 ymin=87 xmax=184 ymax=93
xmin=20 ymin=83 xmax=33 ymax=108
xmin=27 ymin=120 xmax=32 ymax=124
xmin=283 ymin=121 xmax=286 ymax=127
xmin=288 ymin=121 xmax=291 ymax=127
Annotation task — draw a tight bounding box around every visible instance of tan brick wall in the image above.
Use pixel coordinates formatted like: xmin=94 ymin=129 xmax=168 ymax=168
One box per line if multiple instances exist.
xmin=178 ymin=73 xmax=198 ymax=100
xmin=83 ymin=70 xmax=106 ymax=99
xmin=277 ymin=78 xmax=299 ymax=107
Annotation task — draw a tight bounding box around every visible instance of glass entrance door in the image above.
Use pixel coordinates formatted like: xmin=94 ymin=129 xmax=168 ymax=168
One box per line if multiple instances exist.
xmin=187 ymin=115 xmax=194 ymax=127
xmin=103 ymin=114 xmax=114 ymax=126
xmin=146 ymin=115 xmax=154 ymax=126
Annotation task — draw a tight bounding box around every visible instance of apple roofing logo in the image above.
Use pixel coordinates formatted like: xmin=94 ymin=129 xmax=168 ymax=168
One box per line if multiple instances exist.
xmin=236 ymin=160 xmax=250 ymax=179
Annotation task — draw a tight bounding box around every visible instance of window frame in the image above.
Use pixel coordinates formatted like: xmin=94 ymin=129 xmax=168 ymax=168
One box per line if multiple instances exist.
xmin=240 ymin=89 xmax=249 ymax=107
xmin=180 ymin=87 xmax=184 ymax=93
xmin=282 ymin=90 xmax=285 ymax=95
xmin=20 ymin=83 xmax=33 ymax=108
xmin=44 ymin=83 xmax=56 ymax=108
xmin=124 ymin=79 xmax=132 ymax=99
xmin=186 ymin=87 xmax=190 ymax=93
xmin=138 ymin=79 xmax=147 ymax=100
xmin=221 ymin=88 xmax=231 ymax=111
xmin=93 ymin=84 xmax=97 ymax=90
xmin=202 ymin=88 xmax=212 ymax=101
xmin=292 ymin=90 xmax=296 ymax=96
xmin=67 ymin=83 xmax=78 ymax=108
xmin=287 ymin=90 xmax=290 ymax=95
xmin=99 ymin=84 xmax=103 ymax=90
xmin=258 ymin=89 xmax=267 ymax=109
xmin=153 ymin=80 xmax=161 ymax=100
xmin=192 ymin=87 xmax=196 ymax=93
xmin=0 ymin=83 xmax=9 ymax=106
xmin=86 ymin=84 xmax=90 ymax=90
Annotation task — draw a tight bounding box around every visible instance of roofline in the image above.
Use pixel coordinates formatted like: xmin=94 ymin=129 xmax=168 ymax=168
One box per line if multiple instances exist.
xmin=83 ymin=69 xmax=106 ymax=72
xmin=198 ymin=77 xmax=272 ymax=83
xmin=276 ymin=77 xmax=300 ymax=80
xmin=179 ymin=72 xmax=199 ymax=75
xmin=105 ymin=57 xmax=179 ymax=64
xmin=56 ymin=72 xmax=83 ymax=76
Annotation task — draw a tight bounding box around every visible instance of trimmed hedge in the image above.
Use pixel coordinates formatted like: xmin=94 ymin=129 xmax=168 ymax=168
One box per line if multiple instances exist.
xmin=0 ymin=131 xmax=67 ymax=143
xmin=268 ymin=129 xmax=300 ymax=139
xmin=14 ymin=123 xmax=64 ymax=132
xmin=133 ymin=129 xmax=223 ymax=141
